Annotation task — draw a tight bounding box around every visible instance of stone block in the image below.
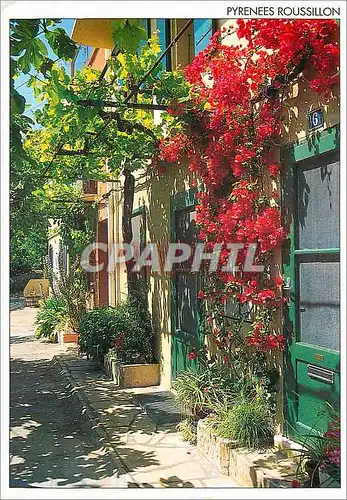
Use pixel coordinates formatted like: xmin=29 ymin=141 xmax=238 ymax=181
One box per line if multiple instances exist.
xmin=104 ymin=357 xmax=160 ymax=388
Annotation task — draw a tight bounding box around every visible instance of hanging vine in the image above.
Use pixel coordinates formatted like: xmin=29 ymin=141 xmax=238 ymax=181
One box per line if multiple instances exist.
xmin=156 ymin=19 xmax=339 ymax=371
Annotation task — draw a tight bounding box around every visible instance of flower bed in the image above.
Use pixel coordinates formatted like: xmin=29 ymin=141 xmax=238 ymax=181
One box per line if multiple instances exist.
xmin=197 ymin=418 xmax=297 ymax=488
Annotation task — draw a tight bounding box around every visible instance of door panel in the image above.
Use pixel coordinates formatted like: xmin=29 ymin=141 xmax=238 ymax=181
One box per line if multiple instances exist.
xmin=176 ymin=273 xmax=198 ymax=335
xmin=96 ymin=219 xmax=109 ymax=307
xmin=298 ymin=258 xmax=339 ymax=350
xmin=171 ymin=189 xmax=201 ymax=379
xmin=282 ymin=134 xmax=340 ymax=438
xmin=297 ymin=159 xmax=339 ymax=249
xmin=296 ymin=358 xmax=340 ymax=433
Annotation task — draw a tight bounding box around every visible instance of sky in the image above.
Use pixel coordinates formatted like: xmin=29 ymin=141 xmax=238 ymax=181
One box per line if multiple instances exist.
xmin=14 ymin=19 xmax=91 ymax=116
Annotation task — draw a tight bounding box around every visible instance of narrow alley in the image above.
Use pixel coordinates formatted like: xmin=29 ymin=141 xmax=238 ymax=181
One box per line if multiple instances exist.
xmin=10 ymin=307 xmax=123 ymax=488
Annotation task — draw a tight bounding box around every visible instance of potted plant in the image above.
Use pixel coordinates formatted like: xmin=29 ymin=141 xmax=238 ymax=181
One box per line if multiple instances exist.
xmin=78 ymin=298 xmax=160 ymax=388
xmin=43 ymin=251 xmax=90 ymax=345
xmin=291 ymin=408 xmax=340 ymax=488
xmin=319 ymin=416 xmax=340 ymax=487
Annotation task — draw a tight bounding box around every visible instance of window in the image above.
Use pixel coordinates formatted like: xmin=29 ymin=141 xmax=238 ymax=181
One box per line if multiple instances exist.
xmin=156 ymin=19 xmax=172 ymax=70
xmin=294 ymin=152 xmax=340 ymax=350
xmin=83 ymin=180 xmax=97 ymax=194
xmin=225 ymin=298 xmax=252 ymax=323
xmin=193 ymin=19 xmax=213 ymax=55
xmin=141 ymin=19 xmax=152 ymax=39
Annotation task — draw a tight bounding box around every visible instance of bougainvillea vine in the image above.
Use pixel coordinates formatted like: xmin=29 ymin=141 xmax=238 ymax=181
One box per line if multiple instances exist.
xmin=156 ymin=19 xmax=339 ymax=365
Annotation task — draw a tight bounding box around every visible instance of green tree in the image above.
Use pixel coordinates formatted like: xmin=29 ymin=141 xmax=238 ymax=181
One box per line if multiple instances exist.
xmin=10 ymin=19 xmax=78 ymax=271
xmin=23 ymin=21 xmax=191 ymax=298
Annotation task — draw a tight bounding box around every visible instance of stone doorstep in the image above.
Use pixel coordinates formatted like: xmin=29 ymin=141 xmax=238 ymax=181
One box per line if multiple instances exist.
xmin=273 ymin=434 xmax=306 ymax=461
xmin=197 ymin=419 xmax=298 ymax=488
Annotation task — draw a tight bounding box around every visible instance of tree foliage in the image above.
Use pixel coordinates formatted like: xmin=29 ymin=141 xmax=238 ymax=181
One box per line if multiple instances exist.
xmin=10 ymin=19 xmax=78 ymax=271
xmin=10 ymin=18 xmax=191 ymax=278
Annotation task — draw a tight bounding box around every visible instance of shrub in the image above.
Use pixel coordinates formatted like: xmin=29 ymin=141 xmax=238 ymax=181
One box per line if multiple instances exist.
xmin=172 ymin=365 xmax=234 ymax=418
xmin=35 ymin=296 xmax=68 ymax=341
xmin=78 ymin=298 xmax=154 ymax=364
xmin=44 ymin=252 xmax=89 ymax=331
xmin=215 ymin=398 xmax=274 ymax=449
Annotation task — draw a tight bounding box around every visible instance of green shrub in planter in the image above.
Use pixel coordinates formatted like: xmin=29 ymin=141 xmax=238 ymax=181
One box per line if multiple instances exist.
xmin=215 ymin=398 xmax=274 ymax=449
xmin=78 ymin=298 xmax=154 ymax=364
xmin=35 ymin=296 xmax=68 ymax=341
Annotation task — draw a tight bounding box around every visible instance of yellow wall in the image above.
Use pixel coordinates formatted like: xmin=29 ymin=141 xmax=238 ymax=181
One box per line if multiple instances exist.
xmin=113 ymin=162 xmax=194 ymax=389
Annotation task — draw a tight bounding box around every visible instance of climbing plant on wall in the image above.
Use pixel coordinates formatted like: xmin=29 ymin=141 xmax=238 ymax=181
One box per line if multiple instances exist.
xmin=156 ymin=19 xmax=339 ymax=379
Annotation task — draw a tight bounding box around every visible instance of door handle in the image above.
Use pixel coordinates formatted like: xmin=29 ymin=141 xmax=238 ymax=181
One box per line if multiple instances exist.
xmin=283 ymin=277 xmax=291 ymax=290
xmin=300 ymin=307 xmax=306 ymax=312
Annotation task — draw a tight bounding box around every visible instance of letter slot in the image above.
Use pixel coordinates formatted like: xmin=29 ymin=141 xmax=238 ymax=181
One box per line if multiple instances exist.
xmin=307 ymin=364 xmax=334 ymax=385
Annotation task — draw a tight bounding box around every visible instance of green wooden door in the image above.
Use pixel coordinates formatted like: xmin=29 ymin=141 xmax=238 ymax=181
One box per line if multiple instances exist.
xmin=171 ymin=189 xmax=202 ymax=379
xmin=282 ymin=126 xmax=340 ymax=438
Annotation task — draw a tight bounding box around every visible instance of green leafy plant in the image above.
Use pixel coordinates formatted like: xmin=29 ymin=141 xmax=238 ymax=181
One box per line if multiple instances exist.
xmin=78 ymin=298 xmax=154 ymax=364
xmin=177 ymin=418 xmax=197 ymax=444
xmin=292 ymin=405 xmax=341 ymax=488
xmin=215 ymin=398 xmax=274 ymax=449
xmin=43 ymin=247 xmax=90 ymax=331
xmin=172 ymin=364 xmax=234 ymax=418
xmin=35 ymin=296 xmax=68 ymax=341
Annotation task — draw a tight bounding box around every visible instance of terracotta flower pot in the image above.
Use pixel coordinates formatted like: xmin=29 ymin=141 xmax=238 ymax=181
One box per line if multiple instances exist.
xmin=62 ymin=331 xmax=79 ymax=344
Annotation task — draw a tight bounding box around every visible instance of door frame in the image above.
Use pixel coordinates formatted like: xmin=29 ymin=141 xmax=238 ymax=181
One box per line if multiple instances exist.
xmin=170 ymin=187 xmax=204 ymax=379
xmin=281 ymin=124 xmax=340 ymax=438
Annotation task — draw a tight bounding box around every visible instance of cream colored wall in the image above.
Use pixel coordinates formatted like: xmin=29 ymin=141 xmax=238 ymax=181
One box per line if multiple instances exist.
xmin=112 ymin=162 xmax=194 ymax=389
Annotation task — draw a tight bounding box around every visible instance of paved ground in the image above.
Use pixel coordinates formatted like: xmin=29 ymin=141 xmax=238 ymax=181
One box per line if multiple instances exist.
xmin=10 ymin=308 xmax=124 ymax=488
xmin=10 ymin=307 xmax=238 ymax=489
xmin=62 ymin=358 xmax=239 ymax=488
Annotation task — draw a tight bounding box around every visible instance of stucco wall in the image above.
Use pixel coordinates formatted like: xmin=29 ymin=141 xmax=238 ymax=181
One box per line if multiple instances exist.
xmin=111 ymin=162 xmax=194 ymax=389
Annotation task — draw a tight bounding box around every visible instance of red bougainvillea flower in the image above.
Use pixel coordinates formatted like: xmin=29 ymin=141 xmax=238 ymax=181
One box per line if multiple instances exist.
xmin=157 ymin=19 xmax=339 ymax=358
xmin=267 ymin=163 xmax=280 ymax=176
xmin=188 ymin=351 xmax=197 ymax=360
xmin=273 ymin=276 xmax=284 ymax=288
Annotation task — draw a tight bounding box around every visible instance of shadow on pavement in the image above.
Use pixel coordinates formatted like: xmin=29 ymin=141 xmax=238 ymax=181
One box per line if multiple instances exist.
xmin=10 ymin=357 xmax=153 ymax=487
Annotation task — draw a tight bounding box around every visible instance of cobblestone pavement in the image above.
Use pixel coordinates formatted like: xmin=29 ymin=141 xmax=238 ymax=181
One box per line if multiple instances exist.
xmin=10 ymin=307 xmax=239 ymax=489
xmin=10 ymin=308 xmax=125 ymax=488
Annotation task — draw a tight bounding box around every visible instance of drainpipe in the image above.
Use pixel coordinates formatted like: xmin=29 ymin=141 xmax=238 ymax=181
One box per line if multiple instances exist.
xmin=114 ymin=179 xmax=121 ymax=305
